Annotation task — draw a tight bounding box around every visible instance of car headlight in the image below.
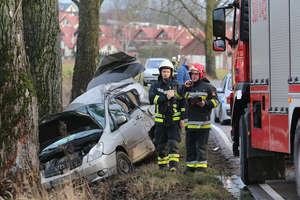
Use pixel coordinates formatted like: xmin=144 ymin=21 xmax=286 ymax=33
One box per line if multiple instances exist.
xmin=87 ymin=142 xmax=104 ymax=162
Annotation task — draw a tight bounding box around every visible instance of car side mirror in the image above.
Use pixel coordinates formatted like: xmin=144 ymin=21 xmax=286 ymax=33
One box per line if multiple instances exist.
xmin=213 ymin=8 xmax=226 ymax=38
xmin=116 ymin=115 xmax=127 ymax=126
xmin=213 ymin=39 xmax=226 ymax=51
xmin=217 ymin=87 xmax=224 ymax=93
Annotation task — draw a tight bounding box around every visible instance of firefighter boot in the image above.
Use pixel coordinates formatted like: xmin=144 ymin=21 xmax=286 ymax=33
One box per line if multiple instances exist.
xmin=158 ymin=156 xmax=169 ymax=170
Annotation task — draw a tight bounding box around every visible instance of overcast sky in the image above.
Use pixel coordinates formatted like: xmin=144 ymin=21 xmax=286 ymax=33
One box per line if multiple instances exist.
xmin=59 ymin=0 xmax=113 ymax=10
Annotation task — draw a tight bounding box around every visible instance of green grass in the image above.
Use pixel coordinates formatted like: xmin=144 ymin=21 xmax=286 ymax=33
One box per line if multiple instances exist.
xmin=62 ymin=61 xmax=74 ymax=81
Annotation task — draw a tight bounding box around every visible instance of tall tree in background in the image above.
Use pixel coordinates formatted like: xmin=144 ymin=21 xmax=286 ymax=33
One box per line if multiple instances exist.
xmin=23 ymin=0 xmax=62 ymax=119
xmin=71 ymin=0 xmax=104 ymax=100
xmin=0 ymin=0 xmax=41 ymax=198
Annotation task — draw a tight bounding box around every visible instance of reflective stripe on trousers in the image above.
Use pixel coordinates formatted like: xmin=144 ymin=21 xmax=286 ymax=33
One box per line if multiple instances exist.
xmin=186 ymin=160 xmax=207 ymax=168
xmin=157 ymin=156 xmax=169 ymax=165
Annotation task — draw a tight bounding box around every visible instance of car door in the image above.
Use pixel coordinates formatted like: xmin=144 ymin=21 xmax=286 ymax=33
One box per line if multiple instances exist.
xmin=109 ymin=94 xmax=148 ymax=162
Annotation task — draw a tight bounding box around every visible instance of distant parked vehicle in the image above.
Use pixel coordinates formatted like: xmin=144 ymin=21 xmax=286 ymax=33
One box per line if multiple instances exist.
xmin=214 ymin=73 xmax=232 ymax=125
xmin=143 ymin=58 xmax=170 ymax=86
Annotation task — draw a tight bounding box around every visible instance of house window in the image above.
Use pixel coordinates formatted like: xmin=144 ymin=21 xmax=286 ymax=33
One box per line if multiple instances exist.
xmin=157 ymin=31 xmax=168 ymax=39
xmin=135 ymin=30 xmax=147 ymax=38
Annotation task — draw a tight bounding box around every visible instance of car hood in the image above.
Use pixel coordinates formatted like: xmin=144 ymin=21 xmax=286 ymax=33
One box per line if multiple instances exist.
xmin=144 ymin=68 xmax=159 ymax=75
xmin=39 ymin=111 xmax=102 ymax=150
xmin=87 ymin=52 xmax=144 ymax=90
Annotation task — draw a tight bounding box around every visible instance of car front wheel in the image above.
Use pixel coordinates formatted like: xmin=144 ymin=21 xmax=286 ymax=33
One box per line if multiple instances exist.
xmin=116 ymin=151 xmax=133 ymax=174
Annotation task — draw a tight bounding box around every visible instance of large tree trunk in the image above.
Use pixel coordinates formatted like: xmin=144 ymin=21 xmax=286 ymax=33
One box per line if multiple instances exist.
xmin=23 ymin=0 xmax=62 ymax=119
xmin=0 ymin=0 xmax=41 ymax=198
xmin=205 ymin=0 xmax=217 ymax=79
xmin=71 ymin=0 xmax=104 ymax=100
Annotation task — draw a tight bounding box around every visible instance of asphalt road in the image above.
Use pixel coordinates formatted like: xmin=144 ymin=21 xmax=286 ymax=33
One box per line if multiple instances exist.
xmin=211 ymin=121 xmax=299 ymax=200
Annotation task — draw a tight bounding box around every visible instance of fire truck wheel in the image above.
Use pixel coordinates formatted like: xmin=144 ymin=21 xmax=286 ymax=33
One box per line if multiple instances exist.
xmin=294 ymin=120 xmax=300 ymax=197
xmin=239 ymin=115 xmax=250 ymax=184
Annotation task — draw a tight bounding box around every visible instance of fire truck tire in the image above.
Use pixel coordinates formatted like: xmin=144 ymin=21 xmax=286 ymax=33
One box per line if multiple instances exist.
xmin=294 ymin=121 xmax=300 ymax=197
xmin=239 ymin=116 xmax=251 ymax=184
xmin=239 ymin=115 xmax=264 ymax=184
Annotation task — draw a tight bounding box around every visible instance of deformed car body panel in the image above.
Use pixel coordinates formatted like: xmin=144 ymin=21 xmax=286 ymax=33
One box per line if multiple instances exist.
xmin=39 ymin=52 xmax=155 ymax=189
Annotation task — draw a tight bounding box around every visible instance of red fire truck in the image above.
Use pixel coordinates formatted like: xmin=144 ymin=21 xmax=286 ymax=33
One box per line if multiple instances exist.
xmin=213 ymin=0 xmax=300 ymax=196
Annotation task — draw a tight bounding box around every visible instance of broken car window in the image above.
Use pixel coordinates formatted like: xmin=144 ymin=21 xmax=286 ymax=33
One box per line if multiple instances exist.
xmin=87 ymin=104 xmax=105 ymax=128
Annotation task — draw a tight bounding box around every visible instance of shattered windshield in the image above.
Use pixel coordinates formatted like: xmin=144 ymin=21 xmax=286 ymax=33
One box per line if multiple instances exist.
xmin=41 ymin=129 xmax=102 ymax=152
xmin=87 ymin=104 xmax=105 ymax=128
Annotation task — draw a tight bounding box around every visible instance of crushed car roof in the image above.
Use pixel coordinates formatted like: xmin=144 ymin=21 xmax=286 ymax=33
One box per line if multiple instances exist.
xmin=87 ymin=52 xmax=144 ymax=90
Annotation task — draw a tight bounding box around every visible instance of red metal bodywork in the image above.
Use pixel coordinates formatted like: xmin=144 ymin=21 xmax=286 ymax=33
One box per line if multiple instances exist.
xmin=250 ymin=86 xmax=270 ymax=150
xmin=231 ymin=1 xmax=290 ymax=154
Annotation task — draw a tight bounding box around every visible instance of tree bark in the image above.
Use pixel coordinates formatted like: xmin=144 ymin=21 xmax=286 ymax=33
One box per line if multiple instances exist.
xmin=205 ymin=0 xmax=217 ymax=78
xmin=0 ymin=0 xmax=41 ymax=198
xmin=71 ymin=0 xmax=104 ymax=100
xmin=23 ymin=0 xmax=62 ymax=119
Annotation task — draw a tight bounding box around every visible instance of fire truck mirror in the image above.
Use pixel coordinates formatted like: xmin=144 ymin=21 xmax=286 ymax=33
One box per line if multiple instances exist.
xmin=213 ymin=39 xmax=226 ymax=52
xmin=213 ymin=8 xmax=226 ymax=38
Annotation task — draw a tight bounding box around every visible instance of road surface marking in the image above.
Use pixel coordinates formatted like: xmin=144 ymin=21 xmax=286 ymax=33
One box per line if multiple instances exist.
xmin=259 ymin=184 xmax=285 ymax=200
xmin=211 ymin=124 xmax=232 ymax=152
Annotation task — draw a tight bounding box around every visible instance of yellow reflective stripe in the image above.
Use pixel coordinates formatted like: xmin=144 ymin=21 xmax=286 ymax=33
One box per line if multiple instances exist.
xmin=155 ymin=113 xmax=163 ymax=117
xmin=195 ymin=163 xmax=207 ymax=168
xmin=173 ymin=108 xmax=178 ymax=113
xmin=174 ymin=91 xmax=182 ymax=99
xmin=169 ymin=158 xmax=179 ymax=162
xmin=158 ymin=160 xmax=169 ymax=164
xmin=200 ymin=95 xmax=207 ymax=100
xmin=169 ymin=154 xmax=180 ymax=158
xmin=187 ymin=124 xmax=211 ymax=129
xmin=173 ymin=112 xmax=181 ymax=116
xmin=155 ymin=118 xmax=163 ymax=122
xmin=201 ymin=124 xmax=211 ymax=128
xmin=184 ymin=122 xmax=188 ymax=126
xmin=185 ymin=94 xmax=191 ymax=98
xmin=211 ymin=99 xmax=217 ymax=107
xmin=187 ymin=164 xmax=196 ymax=168
xmin=153 ymin=95 xmax=159 ymax=104
xmin=181 ymin=108 xmax=186 ymax=112
xmin=173 ymin=117 xmax=180 ymax=121
xmin=158 ymin=156 xmax=169 ymax=164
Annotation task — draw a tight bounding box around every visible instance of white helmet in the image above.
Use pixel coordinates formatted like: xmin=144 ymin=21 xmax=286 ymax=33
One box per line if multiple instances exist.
xmin=159 ymin=60 xmax=174 ymax=74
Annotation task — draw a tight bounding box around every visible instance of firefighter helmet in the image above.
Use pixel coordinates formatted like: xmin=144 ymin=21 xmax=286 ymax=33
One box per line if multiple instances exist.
xmin=159 ymin=60 xmax=174 ymax=75
xmin=191 ymin=63 xmax=206 ymax=79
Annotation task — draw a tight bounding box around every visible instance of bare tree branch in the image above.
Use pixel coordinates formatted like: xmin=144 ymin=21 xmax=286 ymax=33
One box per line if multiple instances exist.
xmin=177 ymin=0 xmax=206 ymax=28
xmin=149 ymin=7 xmax=204 ymax=44
xmin=71 ymin=0 xmax=79 ymax=7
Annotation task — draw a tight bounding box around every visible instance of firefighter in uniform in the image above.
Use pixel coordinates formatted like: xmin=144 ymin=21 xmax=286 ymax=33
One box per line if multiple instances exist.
xmin=149 ymin=60 xmax=186 ymax=172
xmin=184 ymin=66 xmax=219 ymax=173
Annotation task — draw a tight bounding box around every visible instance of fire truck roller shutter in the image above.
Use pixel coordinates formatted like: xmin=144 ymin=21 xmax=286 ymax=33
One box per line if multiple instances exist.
xmin=269 ymin=0 xmax=289 ymax=111
xmin=250 ymin=0 xmax=269 ymax=85
xmin=290 ymin=0 xmax=300 ymax=82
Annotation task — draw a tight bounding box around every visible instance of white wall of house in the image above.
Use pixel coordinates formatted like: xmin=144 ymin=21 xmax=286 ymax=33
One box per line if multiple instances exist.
xmin=99 ymin=45 xmax=119 ymax=55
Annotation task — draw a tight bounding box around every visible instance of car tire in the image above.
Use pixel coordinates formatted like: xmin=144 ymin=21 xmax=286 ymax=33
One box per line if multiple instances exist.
xmin=116 ymin=151 xmax=133 ymax=175
xmin=294 ymin=120 xmax=300 ymax=197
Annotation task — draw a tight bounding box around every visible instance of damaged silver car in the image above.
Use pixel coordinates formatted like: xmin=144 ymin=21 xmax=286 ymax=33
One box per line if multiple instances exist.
xmin=39 ymin=52 xmax=155 ymax=189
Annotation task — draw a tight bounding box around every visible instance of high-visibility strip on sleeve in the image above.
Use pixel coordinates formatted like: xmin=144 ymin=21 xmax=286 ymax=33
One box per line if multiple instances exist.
xmin=211 ymin=99 xmax=217 ymax=107
xmin=153 ymin=95 xmax=159 ymax=104
xmin=181 ymin=108 xmax=186 ymax=112
xmin=155 ymin=118 xmax=164 ymax=122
